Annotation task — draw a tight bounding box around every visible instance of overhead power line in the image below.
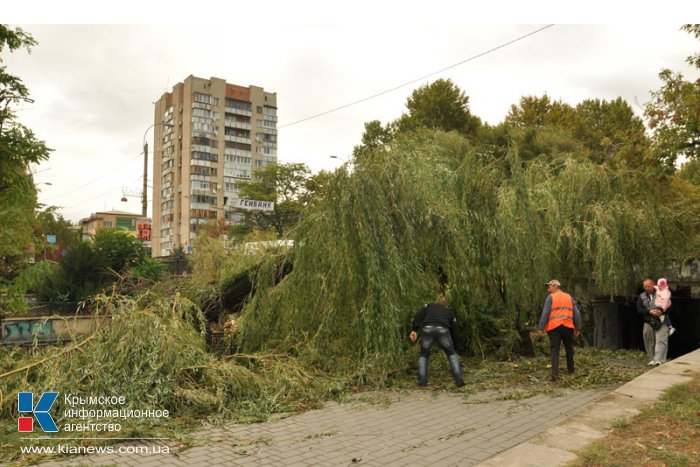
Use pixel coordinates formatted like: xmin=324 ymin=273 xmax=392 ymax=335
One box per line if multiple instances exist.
xmin=278 ymin=24 xmax=555 ymax=130
xmin=50 ymin=152 xmax=143 ymax=198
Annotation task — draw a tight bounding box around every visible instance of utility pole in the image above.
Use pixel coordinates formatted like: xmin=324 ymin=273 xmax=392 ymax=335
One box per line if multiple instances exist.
xmin=142 ymin=140 xmax=148 ymax=217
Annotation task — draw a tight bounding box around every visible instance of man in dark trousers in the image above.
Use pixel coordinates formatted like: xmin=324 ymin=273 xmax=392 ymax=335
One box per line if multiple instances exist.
xmin=636 ymin=278 xmax=669 ymax=366
xmin=409 ymin=297 xmax=465 ymax=387
xmin=538 ymin=280 xmax=582 ymax=382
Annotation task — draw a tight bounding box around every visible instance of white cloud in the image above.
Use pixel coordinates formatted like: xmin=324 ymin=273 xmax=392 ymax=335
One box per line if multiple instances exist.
xmin=3 ymin=23 xmax=698 ymax=222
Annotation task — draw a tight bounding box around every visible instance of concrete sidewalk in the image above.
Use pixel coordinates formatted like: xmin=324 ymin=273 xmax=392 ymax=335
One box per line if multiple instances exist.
xmin=25 ymin=348 xmax=700 ymax=467
xmin=479 ymin=347 xmax=700 ymax=467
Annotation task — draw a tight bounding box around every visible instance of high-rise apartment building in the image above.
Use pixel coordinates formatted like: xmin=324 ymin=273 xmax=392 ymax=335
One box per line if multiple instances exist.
xmin=152 ymin=76 xmax=277 ymax=257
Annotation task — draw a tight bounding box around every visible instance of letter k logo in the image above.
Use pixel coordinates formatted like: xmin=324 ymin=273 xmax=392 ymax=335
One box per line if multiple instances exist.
xmin=18 ymin=392 xmax=59 ymax=432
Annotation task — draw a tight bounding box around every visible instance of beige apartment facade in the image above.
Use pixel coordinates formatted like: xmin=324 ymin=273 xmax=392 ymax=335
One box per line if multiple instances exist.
xmin=80 ymin=211 xmax=152 ymax=245
xmin=152 ymin=76 xmax=277 ymax=257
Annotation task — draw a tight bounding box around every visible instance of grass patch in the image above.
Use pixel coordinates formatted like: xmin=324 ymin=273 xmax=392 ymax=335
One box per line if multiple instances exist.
xmin=570 ymin=373 xmax=700 ymax=467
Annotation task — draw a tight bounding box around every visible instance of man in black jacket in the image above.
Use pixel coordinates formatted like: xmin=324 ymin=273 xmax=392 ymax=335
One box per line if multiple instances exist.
xmin=636 ymin=278 xmax=670 ymax=366
xmin=409 ymin=297 xmax=465 ymax=387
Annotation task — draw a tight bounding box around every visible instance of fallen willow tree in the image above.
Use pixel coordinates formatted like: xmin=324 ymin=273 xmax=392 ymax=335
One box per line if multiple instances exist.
xmin=0 ymin=292 xmax=335 ymax=439
xmin=237 ymin=131 xmax=699 ymax=367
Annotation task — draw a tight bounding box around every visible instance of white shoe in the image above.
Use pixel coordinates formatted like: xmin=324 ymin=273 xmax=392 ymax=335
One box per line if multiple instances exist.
xmin=669 ymin=327 xmax=676 ymax=336
xmin=648 ymin=360 xmax=657 ymax=366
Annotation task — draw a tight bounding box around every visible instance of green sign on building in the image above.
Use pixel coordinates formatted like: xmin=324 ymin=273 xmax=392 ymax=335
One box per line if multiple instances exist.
xmin=116 ymin=217 xmax=136 ymax=232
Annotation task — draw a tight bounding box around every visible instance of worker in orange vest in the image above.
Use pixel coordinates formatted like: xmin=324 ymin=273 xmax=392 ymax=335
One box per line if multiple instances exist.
xmin=537 ymin=280 xmax=582 ymax=381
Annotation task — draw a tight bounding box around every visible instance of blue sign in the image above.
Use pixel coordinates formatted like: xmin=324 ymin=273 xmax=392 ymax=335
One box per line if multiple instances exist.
xmin=18 ymin=392 xmax=59 ymax=432
xmin=46 ymin=235 xmax=57 ymax=244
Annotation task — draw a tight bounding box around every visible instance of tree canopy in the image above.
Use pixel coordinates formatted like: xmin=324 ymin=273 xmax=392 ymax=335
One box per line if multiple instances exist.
xmin=231 ymin=162 xmax=315 ymax=238
xmin=645 ymin=24 xmax=700 ymax=167
xmin=237 ymin=130 xmax=700 ymax=365
xmin=0 ymin=25 xmax=51 ymax=278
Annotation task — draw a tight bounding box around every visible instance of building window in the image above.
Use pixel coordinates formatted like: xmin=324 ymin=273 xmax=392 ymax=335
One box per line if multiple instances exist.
xmin=192 ymin=151 xmax=219 ymax=162
xmin=225 ymin=98 xmax=252 ymax=112
xmin=225 ymin=141 xmax=251 ymax=151
xmin=194 ymin=93 xmax=219 ymax=106
xmin=103 ymin=221 xmax=112 ymax=228
xmin=190 ymin=194 xmax=217 ymax=204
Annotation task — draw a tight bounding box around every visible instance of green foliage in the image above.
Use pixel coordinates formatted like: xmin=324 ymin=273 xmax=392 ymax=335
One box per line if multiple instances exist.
xmin=354 ymin=79 xmax=481 ymax=160
xmin=645 ymin=25 xmax=700 ymax=166
xmin=232 ymin=162 xmax=313 ymax=238
xmin=504 ymin=94 xmax=576 ymax=129
xmin=92 ymin=228 xmax=145 ymax=273
xmin=0 ymin=25 xmax=51 ymax=279
xmin=57 ymin=240 xmax=104 ymax=300
xmin=572 ymin=98 xmax=650 ymax=165
xmin=237 ymin=131 xmax=699 ymax=365
xmin=679 ymin=158 xmax=700 ymax=186
xmin=33 ymin=207 xmax=77 ymax=260
xmin=0 ymin=261 xmax=61 ymax=313
xmin=0 ymin=23 xmax=49 ymax=190
xmin=6 ymin=230 xmax=150 ymax=302
xmin=505 ymin=95 xmax=650 ymax=166
xmin=684 ymin=24 xmax=700 ymax=68
xmin=0 ymin=292 xmax=332 ymax=455
xmin=0 ymin=182 xmax=37 ymax=278
xmin=131 ymin=257 xmax=167 ymax=282
xmin=353 ymin=120 xmax=394 ymax=159
xmin=396 ymin=78 xmax=482 ymax=136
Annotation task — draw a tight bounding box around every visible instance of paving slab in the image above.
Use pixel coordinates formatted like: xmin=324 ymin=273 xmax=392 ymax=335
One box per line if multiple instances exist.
xmin=477 ymin=442 xmax=576 ymax=467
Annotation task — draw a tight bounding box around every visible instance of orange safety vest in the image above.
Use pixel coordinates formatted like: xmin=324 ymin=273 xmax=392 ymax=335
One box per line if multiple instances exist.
xmin=544 ymin=290 xmax=575 ymax=332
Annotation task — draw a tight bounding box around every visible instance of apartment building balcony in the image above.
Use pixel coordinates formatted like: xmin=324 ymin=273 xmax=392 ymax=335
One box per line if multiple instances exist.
xmin=225 ymin=135 xmax=251 ymax=144
xmin=224 ymin=106 xmax=252 ymax=117
xmin=224 ymin=148 xmax=252 ymax=157
xmin=224 ymin=120 xmax=252 ymax=130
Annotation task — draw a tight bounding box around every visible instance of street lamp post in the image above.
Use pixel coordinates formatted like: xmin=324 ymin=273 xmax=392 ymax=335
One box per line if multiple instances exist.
xmin=142 ymin=122 xmax=173 ymax=217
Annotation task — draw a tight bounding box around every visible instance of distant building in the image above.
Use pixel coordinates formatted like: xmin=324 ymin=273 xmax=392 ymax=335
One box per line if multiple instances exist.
xmin=80 ymin=211 xmax=152 ymax=246
xmin=152 ymin=75 xmax=278 ymax=257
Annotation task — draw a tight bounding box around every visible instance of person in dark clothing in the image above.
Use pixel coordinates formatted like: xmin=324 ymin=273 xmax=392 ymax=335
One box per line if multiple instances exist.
xmin=636 ymin=278 xmax=669 ymax=366
xmin=409 ymin=298 xmax=465 ymax=387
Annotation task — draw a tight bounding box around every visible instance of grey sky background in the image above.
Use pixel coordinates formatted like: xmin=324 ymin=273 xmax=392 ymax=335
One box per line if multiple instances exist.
xmin=3 ymin=22 xmax=698 ymax=223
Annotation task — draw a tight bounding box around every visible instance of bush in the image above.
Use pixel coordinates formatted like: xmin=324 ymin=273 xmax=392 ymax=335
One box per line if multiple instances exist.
xmin=131 ymin=257 xmax=167 ymax=282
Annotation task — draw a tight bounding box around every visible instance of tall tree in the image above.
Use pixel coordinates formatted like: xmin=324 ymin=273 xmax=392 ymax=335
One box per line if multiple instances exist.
xmin=645 ymin=24 xmax=700 ymax=167
xmin=395 ymin=78 xmax=481 ymax=136
xmin=504 ymin=94 xmax=576 ymax=129
xmin=572 ymin=98 xmax=650 ymax=165
xmin=232 ymin=162 xmax=312 ymax=238
xmin=34 ymin=206 xmax=78 ymax=261
xmin=352 ymin=120 xmax=394 ymax=160
xmin=504 ymin=95 xmax=650 ymax=166
xmin=0 ymin=25 xmax=50 ymax=192
xmin=0 ymin=25 xmax=51 ymax=278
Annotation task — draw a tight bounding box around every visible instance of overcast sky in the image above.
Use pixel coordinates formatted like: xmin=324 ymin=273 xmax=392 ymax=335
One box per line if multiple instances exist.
xmin=3 ymin=19 xmax=698 ymax=223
